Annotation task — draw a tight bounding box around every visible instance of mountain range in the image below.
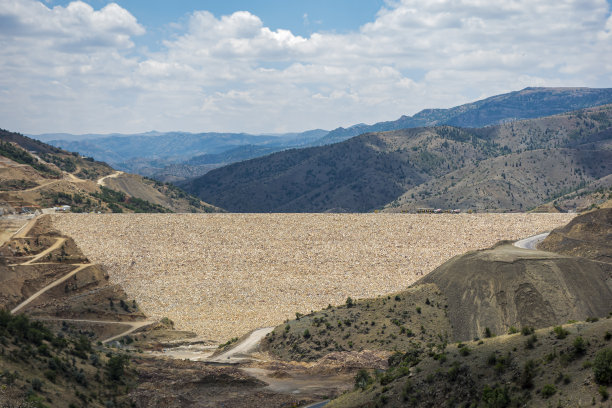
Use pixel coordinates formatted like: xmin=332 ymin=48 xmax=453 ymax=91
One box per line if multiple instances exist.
xmin=37 ymin=87 xmax=612 ymax=183
xmin=183 ymin=104 xmax=612 ymax=213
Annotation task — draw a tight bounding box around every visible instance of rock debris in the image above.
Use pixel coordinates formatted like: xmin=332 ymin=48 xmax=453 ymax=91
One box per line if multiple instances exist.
xmin=51 ymin=213 xmax=574 ymax=341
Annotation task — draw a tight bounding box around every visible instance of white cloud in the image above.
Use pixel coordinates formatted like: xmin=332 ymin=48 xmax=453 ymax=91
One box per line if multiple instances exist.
xmin=0 ymin=0 xmax=611 ymax=134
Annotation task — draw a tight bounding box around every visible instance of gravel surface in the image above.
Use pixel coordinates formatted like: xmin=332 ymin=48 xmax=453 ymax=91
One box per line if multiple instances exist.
xmin=51 ymin=213 xmax=574 ymax=341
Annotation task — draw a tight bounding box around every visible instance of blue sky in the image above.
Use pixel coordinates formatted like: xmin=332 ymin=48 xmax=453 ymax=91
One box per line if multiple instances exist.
xmin=1 ymin=0 xmax=612 ymax=134
xmin=46 ymin=0 xmax=387 ymax=49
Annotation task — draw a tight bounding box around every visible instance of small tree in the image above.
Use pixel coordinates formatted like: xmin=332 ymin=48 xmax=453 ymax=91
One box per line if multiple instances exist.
xmin=593 ymin=348 xmax=612 ymax=385
xmin=354 ymin=369 xmax=372 ymax=390
xmin=346 ymin=297 xmax=354 ymax=308
xmin=106 ymin=354 xmax=129 ymax=382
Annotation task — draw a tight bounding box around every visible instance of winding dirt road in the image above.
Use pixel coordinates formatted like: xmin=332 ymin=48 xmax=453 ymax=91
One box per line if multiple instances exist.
xmin=10 ymin=263 xmax=92 ymax=314
xmin=7 ymin=215 xmax=152 ymax=343
xmin=97 ymin=171 xmax=123 ymax=186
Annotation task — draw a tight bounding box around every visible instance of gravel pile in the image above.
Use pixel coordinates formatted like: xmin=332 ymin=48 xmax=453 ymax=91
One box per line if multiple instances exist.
xmin=51 ymin=213 xmax=574 ymax=342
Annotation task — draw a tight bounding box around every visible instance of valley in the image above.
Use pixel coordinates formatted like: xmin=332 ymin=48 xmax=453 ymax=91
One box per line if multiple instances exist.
xmin=1 ymin=86 xmax=611 ymax=407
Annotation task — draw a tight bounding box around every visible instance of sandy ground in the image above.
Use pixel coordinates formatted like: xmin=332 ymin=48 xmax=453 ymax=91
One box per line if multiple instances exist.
xmin=51 ymin=213 xmax=574 ymax=342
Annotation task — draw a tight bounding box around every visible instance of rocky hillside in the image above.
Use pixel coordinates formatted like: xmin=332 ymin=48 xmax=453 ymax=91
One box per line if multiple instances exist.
xmin=539 ymin=207 xmax=612 ymax=262
xmin=263 ymin=241 xmax=612 ymax=362
xmin=329 ymin=318 xmax=612 ymax=408
xmin=0 ymin=128 xmax=219 ymax=213
xmin=263 ymin=210 xmax=612 ymax=407
xmin=185 ymin=105 xmax=612 ymax=213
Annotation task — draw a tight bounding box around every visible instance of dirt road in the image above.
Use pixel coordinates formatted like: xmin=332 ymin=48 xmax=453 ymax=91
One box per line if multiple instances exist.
xmin=0 ymin=215 xmax=32 ymax=247
xmin=514 ymin=232 xmax=550 ymax=250
xmin=10 ymin=262 xmax=92 ymax=314
xmin=6 ymin=218 xmax=153 ymax=343
xmin=208 ymin=327 xmax=275 ymax=363
xmin=17 ymin=237 xmax=66 ymax=265
xmin=97 ymin=171 xmax=123 ymax=186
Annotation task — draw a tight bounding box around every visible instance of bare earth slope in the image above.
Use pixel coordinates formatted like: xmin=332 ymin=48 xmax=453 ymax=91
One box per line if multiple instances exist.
xmin=102 ymin=172 xmax=220 ymax=213
xmin=419 ymin=244 xmax=612 ymax=342
xmin=51 ymin=213 xmax=574 ymax=341
xmin=539 ymin=207 xmax=612 ymax=262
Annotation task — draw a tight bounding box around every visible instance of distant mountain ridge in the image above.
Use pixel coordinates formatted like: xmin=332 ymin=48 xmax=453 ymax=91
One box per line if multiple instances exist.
xmin=183 ymin=104 xmax=612 ymax=213
xmin=313 ymin=87 xmax=612 ymax=145
xmin=37 ymin=130 xmax=328 ymax=181
xmin=36 ymin=87 xmax=612 ymax=183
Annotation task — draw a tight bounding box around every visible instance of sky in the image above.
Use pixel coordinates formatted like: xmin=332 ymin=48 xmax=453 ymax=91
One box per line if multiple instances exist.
xmin=1 ymin=0 xmax=611 ymax=135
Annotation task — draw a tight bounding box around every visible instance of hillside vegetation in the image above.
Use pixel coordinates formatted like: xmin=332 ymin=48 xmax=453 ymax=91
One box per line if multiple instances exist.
xmin=0 ymin=129 xmax=219 ymax=213
xmin=263 ymin=209 xmax=612 ymax=407
xmin=184 ymin=105 xmax=612 ymax=213
xmin=0 ymin=310 xmax=136 ymax=408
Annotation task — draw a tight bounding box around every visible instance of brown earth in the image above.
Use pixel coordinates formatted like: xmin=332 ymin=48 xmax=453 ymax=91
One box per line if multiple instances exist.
xmin=0 ymin=215 xmax=148 ymax=341
xmin=0 ymin=128 xmax=219 ymax=213
xmin=128 ymin=357 xmax=320 ymax=408
xmin=539 ymin=207 xmax=612 ymax=263
xmin=419 ymin=244 xmax=612 ymax=342
xmin=102 ymin=172 xmax=220 ymax=213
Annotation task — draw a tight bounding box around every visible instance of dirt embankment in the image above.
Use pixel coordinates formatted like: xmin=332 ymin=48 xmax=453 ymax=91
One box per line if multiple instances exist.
xmin=419 ymin=244 xmax=612 ymax=342
xmin=0 ymin=215 xmax=148 ymax=341
xmin=539 ymin=207 xmax=612 ymax=262
xmin=50 ymin=212 xmax=575 ymax=341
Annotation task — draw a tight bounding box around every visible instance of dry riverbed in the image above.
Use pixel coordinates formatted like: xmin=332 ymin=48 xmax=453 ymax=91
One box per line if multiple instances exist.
xmin=51 ymin=213 xmax=574 ymax=342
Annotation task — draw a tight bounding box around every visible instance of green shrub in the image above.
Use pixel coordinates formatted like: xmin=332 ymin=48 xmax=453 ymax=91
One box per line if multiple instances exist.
xmin=31 ymin=378 xmax=43 ymax=391
xmin=520 ymin=360 xmax=536 ymax=389
xmin=572 ymin=336 xmax=587 ymax=356
xmin=553 ymin=326 xmax=569 ymax=339
xmin=354 ymin=369 xmax=372 ymax=390
xmin=481 ymin=385 xmax=510 ymax=407
xmin=459 ymin=346 xmax=471 ymax=356
xmin=525 ymin=334 xmax=537 ymax=349
xmin=521 ymin=327 xmax=534 ymax=336
xmin=599 ymin=385 xmax=609 ymax=401
xmin=593 ymin=348 xmax=612 ymax=385
xmin=487 ymin=352 xmax=497 ymax=366
xmin=106 ymin=354 xmax=129 ymax=382
xmin=541 ymin=384 xmax=556 ymax=398
xmin=43 ymin=370 xmax=56 ymax=383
